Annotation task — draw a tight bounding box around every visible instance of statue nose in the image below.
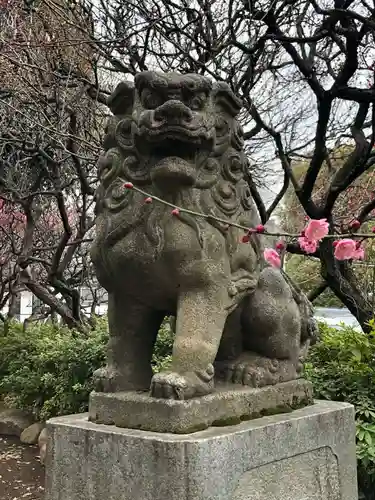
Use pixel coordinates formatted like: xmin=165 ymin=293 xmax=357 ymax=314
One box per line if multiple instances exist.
xmin=154 ymin=100 xmax=192 ymax=123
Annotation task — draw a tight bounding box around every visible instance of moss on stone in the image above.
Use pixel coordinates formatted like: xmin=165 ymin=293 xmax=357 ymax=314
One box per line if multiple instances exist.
xmin=212 ymin=416 xmax=242 ymax=427
xmin=174 ymin=423 xmax=209 ymax=434
xmin=211 ymin=397 xmax=313 ymax=429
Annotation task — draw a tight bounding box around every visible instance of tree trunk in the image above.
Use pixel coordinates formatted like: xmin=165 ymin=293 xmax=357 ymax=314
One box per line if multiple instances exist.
xmin=20 ymin=269 xmax=85 ymax=331
xmin=308 ymin=281 xmax=328 ymax=302
xmin=319 ymin=240 xmax=373 ymax=333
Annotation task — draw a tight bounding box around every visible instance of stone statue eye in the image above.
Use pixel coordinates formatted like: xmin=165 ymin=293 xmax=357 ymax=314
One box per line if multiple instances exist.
xmin=189 ymin=94 xmax=206 ymax=110
xmin=215 ymin=116 xmax=228 ymax=133
xmin=141 ymin=89 xmax=162 ymax=109
xmin=231 ymin=157 xmax=242 ymax=172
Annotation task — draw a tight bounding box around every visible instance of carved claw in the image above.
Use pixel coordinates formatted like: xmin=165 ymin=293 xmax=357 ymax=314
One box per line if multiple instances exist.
xmin=93 ymin=366 xmax=125 ymax=392
xmin=216 ymin=355 xmax=297 ymax=388
xmin=93 ymin=366 xmax=149 ymax=393
xmin=150 ymin=364 xmax=215 ymax=400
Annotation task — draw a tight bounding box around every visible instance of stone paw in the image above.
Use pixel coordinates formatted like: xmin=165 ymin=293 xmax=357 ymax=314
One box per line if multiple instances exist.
xmin=216 ymin=354 xmax=297 ymax=388
xmin=93 ymin=366 xmax=138 ymax=393
xmin=93 ymin=366 xmax=121 ymax=392
xmin=224 ymin=360 xmax=278 ymax=387
xmin=150 ymin=364 xmax=215 ymax=400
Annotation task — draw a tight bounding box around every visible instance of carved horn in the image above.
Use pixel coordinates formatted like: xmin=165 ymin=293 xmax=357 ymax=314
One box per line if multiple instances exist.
xmin=107 ymin=81 xmax=134 ymax=116
xmin=213 ymin=82 xmax=243 ymax=117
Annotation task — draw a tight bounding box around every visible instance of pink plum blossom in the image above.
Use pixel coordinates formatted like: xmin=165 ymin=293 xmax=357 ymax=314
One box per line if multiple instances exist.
xmin=353 ymin=246 xmax=365 ymax=261
xmin=263 ymin=248 xmax=281 ymax=268
xmin=298 ymin=237 xmax=318 ymax=254
xmin=334 ymin=239 xmax=357 ymax=260
xmin=304 ymin=218 xmax=329 ymax=242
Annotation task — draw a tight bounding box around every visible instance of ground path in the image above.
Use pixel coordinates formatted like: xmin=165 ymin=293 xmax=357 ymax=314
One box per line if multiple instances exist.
xmin=0 ymin=436 xmax=44 ymax=500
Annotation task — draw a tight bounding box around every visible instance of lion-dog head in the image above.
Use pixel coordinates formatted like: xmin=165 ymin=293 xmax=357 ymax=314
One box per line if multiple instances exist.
xmin=92 ymin=72 xmax=264 ymax=305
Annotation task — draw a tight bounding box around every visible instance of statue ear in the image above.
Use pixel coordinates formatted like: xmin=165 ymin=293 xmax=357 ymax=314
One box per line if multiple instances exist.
xmin=213 ymin=82 xmax=242 ymax=117
xmin=107 ymin=81 xmax=134 ymax=116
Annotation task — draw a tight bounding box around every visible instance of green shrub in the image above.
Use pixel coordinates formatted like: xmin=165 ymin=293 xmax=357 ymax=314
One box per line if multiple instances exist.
xmin=0 ymin=319 xmax=108 ymax=421
xmin=305 ymin=321 xmax=375 ymax=499
xmin=152 ymin=319 xmax=173 ymax=372
xmin=0 ymin=316 xmax=174 ymax=421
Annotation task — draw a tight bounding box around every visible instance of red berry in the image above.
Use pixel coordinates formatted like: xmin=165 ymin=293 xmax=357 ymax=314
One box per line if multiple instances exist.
xmin=124 ymin=182 xmax=134 ymax=189
xmin=300 ymin=229 xmax=305 ymax=237
xmin=276 ymin=241 xmax=285 ymax=251
xmin=372 ymin=226 xmax=375 ymax=234
xmin=171 ymin=208 xmax=180 ymax=216
xmin=255 ymin=224 xmax=265 ymax=233
xmin=144 ymin=197 xmax=153 ymax=204
xmin=333 ymin=240 xmax=339 ymax=247
xmin=242 ymin=234 xmax=250 ymax=243
xmin=349 ymin=220 xmax=360 ymax=230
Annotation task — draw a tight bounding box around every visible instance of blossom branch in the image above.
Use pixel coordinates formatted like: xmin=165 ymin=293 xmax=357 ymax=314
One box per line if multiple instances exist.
xmin=124 ymin=183 xmax=375 ymax=240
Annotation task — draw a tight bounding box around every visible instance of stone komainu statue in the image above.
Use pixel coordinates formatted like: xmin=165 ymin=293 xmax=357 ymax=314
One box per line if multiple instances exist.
xmin=91 ymin=72 xmax=317 ymax=400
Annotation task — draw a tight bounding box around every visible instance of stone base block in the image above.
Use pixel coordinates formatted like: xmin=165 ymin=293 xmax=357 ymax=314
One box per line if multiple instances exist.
xmin=45 ymin=400 xmax=357 ymax=500
xmin=89 ymin=379 xmax=313 ymax=433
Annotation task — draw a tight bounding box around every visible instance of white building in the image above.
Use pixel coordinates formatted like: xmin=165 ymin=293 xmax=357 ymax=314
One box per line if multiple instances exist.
xmin=1 ymin=287 xmax=108 ymax=322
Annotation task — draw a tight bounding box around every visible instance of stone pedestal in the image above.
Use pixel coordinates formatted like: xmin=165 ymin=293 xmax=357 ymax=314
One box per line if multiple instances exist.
xmin=45 ymin=400 xmax=357 ymax=500
xmin=89 ymin=379 xmax=313 ymax=433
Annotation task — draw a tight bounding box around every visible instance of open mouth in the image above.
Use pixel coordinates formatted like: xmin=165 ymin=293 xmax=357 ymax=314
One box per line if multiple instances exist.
xmin=136 ymin=125 xmax=214 ymax=159
xmin=151 ymin=137 xmax=200 ymax=161
xmin=136 ymin=132 xmax=204 ymax=162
